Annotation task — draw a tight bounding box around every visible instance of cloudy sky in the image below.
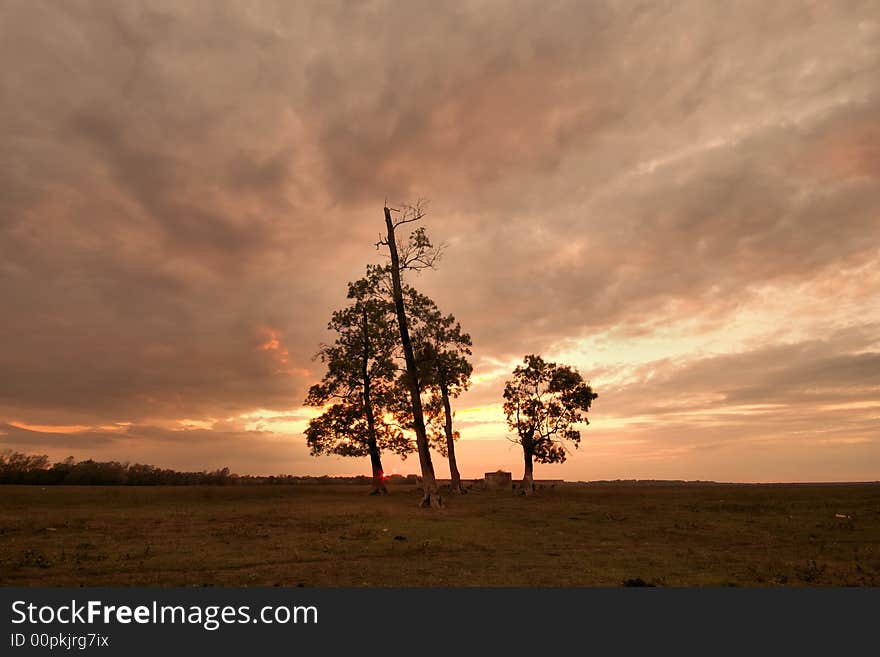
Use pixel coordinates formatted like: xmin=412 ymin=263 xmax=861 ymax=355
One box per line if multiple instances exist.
xmin=2 ymin=1 xmax=878 ymax=482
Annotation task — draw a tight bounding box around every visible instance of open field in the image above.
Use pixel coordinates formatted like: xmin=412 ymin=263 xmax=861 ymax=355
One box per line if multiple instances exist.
xmin=1 ymin=483 xmax=879 ymax=586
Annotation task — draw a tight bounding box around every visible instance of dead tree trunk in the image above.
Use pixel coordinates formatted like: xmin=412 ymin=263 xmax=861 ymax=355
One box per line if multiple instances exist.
xmin=440 ymin=380 xmax=463 ymax=493
xmin=361 ymin=307 xmax=387 ymax=495
xmin=383 ymin=207 xmax=442 ymax=508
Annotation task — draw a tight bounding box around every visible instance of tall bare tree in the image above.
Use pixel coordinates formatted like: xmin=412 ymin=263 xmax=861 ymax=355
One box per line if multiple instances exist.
xmin=378 ymin=202 xmax=445 ymax=507
xmin=304 ymin=272 xmax=413 ymax=494
xmin=503 ymin=354 xmax=598 ymax=494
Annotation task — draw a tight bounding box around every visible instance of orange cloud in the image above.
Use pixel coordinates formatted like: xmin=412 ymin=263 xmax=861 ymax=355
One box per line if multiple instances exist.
xmin=8 ymin=422 xmax=92 ymax=434
xmin=257 ymin=326 xmax=289 ymax=365
xmin=255 ymin=326 xmax=310 ymax=377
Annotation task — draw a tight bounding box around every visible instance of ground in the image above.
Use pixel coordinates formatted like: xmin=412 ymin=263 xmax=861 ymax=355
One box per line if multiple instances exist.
xmin=1 ymin=483 xmax=878 ymax=586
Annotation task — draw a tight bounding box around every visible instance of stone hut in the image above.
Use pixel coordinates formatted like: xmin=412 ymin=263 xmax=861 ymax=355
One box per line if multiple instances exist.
xmin=484 ymin=470 xmax=512 ymax=489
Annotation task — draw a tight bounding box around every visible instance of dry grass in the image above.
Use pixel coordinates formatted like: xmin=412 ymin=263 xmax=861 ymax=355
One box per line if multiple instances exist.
xmin=1 ymin=483 xmax=878 ymax=586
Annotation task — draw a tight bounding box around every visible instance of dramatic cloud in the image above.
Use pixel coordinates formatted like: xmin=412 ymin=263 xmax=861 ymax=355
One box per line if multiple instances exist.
xmin=1 ymin=1 xmax=878 ymax=480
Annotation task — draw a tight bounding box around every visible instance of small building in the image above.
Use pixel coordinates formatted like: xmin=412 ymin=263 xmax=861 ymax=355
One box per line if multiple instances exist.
xmin=484 ymin=470 xmax=512 ymax=489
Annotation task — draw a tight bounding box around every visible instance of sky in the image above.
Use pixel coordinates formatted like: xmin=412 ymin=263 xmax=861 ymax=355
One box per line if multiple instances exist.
xmin=1 ymin=1 xmax=878 ymax=483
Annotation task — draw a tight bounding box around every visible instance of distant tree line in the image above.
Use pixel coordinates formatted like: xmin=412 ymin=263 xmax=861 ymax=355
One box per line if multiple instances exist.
xmin=0 ymin=451 xmax=419 ymax=486
xmin=0 ymin=452 xmax=236 ymax=485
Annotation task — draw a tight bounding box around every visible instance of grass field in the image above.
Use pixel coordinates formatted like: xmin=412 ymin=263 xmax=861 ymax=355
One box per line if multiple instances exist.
xmin=1 ymin=483 xmax=878 ymax=586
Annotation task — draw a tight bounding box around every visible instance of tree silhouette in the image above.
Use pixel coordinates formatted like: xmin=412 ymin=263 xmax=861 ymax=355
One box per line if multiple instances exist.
xmin=407 ymin=288 xmax=473 ymax=494
xmin=503 ymin=354 xmax=598 ymax=494
xmin=378 ymin=202 xmax=445 ymax=507
xmin=304 ymin=271 xmax=413 ymax=494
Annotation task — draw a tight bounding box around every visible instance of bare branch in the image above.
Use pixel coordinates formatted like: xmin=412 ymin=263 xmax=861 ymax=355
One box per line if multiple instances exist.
xmin=390 ymin=199 xmax=428 ymax=229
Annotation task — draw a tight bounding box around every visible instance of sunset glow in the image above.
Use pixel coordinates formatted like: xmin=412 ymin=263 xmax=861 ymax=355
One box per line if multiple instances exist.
xmin=1 ymin=2 xmax=878 ymax=483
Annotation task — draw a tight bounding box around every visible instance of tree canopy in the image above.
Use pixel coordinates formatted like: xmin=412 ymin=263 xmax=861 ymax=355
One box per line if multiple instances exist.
xmin=503 ymin=354 xmax=598 ymax=493
xmin=304 ymin=270 xmax=413 ymax=492
xmin=406 ymin=289 xmax=473 ymax=492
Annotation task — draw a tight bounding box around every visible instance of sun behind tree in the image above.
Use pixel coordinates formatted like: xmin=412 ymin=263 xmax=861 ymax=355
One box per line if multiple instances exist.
xmin=304 ymin=270 xmax=414 ymax=494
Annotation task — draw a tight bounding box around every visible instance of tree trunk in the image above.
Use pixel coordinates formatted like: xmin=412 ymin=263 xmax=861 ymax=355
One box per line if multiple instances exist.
xmin=440 ymin=381 xmax=463 ymax=493
xmin=521 ymin=433 xmax=535 ymax=495
xmin=384 ymin=207 xmax=442 ymax=508
xmin=368 ymin=445 xmax=387 ymax=495
xmin=361 ymin=307 xmax=387 ymax=495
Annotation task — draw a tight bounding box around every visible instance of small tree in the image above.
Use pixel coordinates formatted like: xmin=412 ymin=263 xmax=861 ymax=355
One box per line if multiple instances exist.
xmin=503 ymin=355 xmax=598 ymax=494
xmin=407 ymin=289 xmax=473 ymax=494
xmin=304 ymin=272 xmax=413 ymax=493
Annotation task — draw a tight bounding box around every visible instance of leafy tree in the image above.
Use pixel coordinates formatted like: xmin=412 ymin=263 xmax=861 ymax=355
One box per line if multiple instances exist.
xmin=0 ymin=451 xmax=50 ymax=484
xmin=304 ymin=271 xmax=413 ymax=493
xmin=407 ymin=289 xmax=473 ymax=494
xmin=503 ymin=355 xmax=598 ymax=494
xmin=378 ymin=202 xmax=445 ymax=507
